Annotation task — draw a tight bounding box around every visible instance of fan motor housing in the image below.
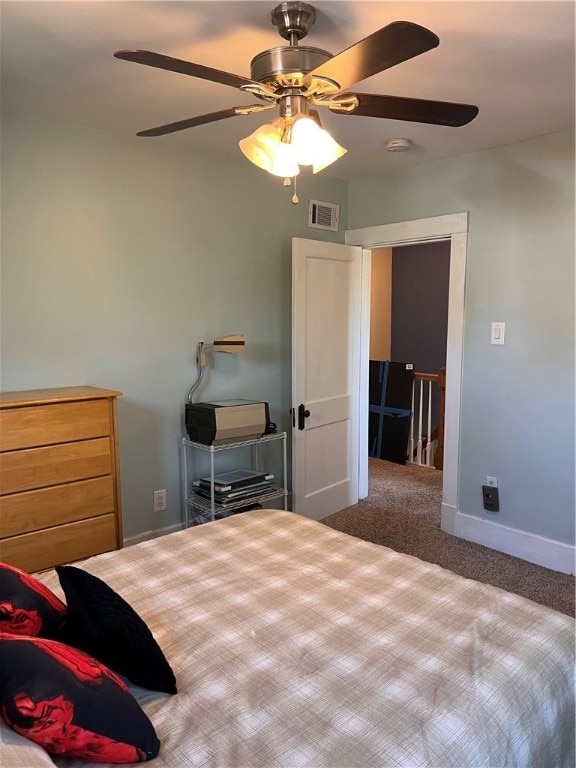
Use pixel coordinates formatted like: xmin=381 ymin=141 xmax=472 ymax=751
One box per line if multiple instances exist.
xmin=250 ymin=46 xmax=333 ymax=85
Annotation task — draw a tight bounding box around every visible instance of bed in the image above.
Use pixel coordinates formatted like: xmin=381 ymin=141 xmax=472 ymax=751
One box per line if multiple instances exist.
xmin=2 ymin=509 xmax=575 ymax=767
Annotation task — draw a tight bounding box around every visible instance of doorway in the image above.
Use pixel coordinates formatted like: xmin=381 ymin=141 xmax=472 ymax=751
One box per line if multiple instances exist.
xmin=370 ymin=240 xmax=450 ymax=466
xmin=346 ymin=213 xmax=468 ymax=536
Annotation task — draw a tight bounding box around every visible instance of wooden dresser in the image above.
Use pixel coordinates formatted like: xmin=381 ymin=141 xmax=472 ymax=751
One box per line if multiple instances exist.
xmin=0 ymin=386 xmax=123 ymax=572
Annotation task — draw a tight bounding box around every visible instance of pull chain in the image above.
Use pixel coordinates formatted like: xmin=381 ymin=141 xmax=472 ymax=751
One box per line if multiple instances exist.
xmin=291 ymin=176 xmax=299 ymax=205
xmin=282 ymin=176 xmax=299 ymax=205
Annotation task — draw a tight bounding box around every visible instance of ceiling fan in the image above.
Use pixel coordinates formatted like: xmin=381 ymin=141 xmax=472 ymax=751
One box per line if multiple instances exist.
xmin=114 ymin=2 xmax=479 ymax=178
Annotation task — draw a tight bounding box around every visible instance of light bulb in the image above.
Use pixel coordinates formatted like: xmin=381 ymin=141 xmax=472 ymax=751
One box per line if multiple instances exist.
xmin=290 ymin=117 xmax=323 ymax=166
xmin=290 ymin=115 xmax=347 ymax=172
xmin=267 ymin=141 xmax=300 ymax=178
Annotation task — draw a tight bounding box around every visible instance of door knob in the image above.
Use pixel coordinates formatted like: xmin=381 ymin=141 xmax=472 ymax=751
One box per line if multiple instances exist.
xmin=298 ymin=403 xmax=311 ymax=430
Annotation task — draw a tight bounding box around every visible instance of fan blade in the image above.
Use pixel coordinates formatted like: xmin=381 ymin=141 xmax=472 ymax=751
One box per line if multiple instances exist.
xmin=306 ymin=21 xmax=439 ymax=92
xmin=136 ymin=105 xmax=269 ymax=137
xmin=114 ymin=49 xmax=260 ymax=91
xmin=329 ymin=93 xmax=479 ymax=127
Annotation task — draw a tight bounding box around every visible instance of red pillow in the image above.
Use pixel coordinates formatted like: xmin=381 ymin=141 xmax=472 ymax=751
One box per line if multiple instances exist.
xmin=0 ymin=633 xmax=160 ymax=763
xmin=0 ymin=562 xmax=66 ymax=637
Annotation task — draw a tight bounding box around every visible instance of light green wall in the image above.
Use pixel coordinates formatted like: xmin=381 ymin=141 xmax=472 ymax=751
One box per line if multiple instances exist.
xmin=349 ymin=129 xmax=575 ymax=546
xmin=2 ymin=114 xmax=574 ymax=552
xmin=0 ymin=114 xmax=348 ymax=538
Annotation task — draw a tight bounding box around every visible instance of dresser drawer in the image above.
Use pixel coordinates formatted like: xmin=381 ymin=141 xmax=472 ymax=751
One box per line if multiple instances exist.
xmin=0 ymin=399 xmax=111 ymax=452
xmin=0 ymin=437 xmax=112 ymax=495
xmin=0 ymin=476 xmax=115 ymax=537
xmin=0 ymin=514 xmax=118 ymax=573
xmin=0 ymin=386 xmax=122 ymax=571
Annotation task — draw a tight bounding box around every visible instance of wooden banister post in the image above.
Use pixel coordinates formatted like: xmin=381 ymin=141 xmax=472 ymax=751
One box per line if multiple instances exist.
xmin=435 ymin=367 xmax=446 ymax=470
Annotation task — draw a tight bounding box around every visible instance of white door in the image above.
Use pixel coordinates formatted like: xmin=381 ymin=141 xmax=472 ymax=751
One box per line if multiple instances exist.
xmin=292 ymin=237 xmax=363 ymax=520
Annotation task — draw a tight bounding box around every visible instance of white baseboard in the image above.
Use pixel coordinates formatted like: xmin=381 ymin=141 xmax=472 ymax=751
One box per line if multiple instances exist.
xmin=455 ymin=512 xmax=575 ymax=575
xmin=123 ymin=522 xmax=183 ymax=548
xmin=125 ymin=511 xmax=575 ymax=576
xmin=441 ymin=502 xmax=457 ymax=536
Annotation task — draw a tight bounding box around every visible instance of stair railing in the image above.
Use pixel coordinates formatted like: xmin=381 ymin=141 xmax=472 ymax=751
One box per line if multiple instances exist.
xmin=409 ymin=371 xmax=444 ymax=468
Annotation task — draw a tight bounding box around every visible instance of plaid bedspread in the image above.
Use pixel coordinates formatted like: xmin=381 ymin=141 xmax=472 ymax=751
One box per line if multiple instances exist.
xmin=38 ymin=510 xmax=575 ymax=768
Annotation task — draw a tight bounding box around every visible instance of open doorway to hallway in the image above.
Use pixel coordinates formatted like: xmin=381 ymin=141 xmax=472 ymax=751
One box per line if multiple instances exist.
xmin=347 ymin=211 xmax=468 ymax=538
xmin=369 ymin=240 xmax=450 ymax=473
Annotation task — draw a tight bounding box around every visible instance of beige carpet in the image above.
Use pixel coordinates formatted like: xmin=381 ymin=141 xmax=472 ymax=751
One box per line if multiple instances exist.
xmin=322 ymin=458 xmax=575 ymax=617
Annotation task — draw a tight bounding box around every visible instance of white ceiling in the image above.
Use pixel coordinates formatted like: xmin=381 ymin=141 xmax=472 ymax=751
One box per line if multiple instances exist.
xmin=1 ymin=1 xmax=574 ymax=181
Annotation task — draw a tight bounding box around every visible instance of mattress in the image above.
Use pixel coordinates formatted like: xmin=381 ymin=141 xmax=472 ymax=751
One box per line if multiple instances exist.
xmin=34 ymin=509 xmax=575 ymax=768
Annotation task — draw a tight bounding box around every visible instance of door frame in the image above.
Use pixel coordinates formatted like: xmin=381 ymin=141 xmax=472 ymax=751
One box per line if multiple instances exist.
xmin=345 ymin=212 xmax=469 ymax=535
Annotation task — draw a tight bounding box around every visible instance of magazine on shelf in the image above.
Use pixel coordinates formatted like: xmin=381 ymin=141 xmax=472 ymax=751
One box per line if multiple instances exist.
xmin=193 ymin=484 xmax=277 ymax=507
xmin=193 ymin=468 xmax=274 ymax=492
xmin=194 ymin=480 xmax=274 ymax=501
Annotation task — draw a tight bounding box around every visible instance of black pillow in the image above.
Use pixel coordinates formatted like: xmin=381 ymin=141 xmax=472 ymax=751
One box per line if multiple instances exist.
xmin=55 ymin=565 xmax=177 ymax=694
xmin=0 ymin=562 xmax=66 ymax=637
xmin=0 ymin=632 xmax=160 ymax=763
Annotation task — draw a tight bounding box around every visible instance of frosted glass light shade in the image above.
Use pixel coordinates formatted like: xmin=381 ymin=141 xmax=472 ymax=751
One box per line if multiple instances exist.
xmin=239 ymin=113 xmax=346 ymax=177
xmin=291 ymin=116 xmax=347 ymax=172
xmin=239 ymin=119 xmax=300 ymax=177
xmin=239 ymin=120 xmax=283 ymax=172
xmin=311 ymin=137 xmax=347 ymax=173
xmin=268 ymin=141 xmax=301 ymax=178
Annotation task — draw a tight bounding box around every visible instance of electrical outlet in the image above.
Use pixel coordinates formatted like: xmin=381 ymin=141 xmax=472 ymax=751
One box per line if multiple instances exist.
xmin=482 ymin=485 xmax=499 ymax=512
xmin=153 ymin=489 xmax=167 ymax=512
xmin=486 ymin=476 xmax=498 ymax=487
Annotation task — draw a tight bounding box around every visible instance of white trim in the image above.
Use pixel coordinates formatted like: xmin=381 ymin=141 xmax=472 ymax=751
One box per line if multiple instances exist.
xmin=346 ymin=213 xmax=468 ymax=248
xmin=358 ymin=249 xmax=372 ymax=499
xmin=441 ymin=231 xmax=467 ymax=531
xmin=346 ymin=213 xmax=468 ymax=530
xmin=456 ymin=512 xmax=576 ymax=575
xmin=441 ymin=503 xmax=457 ymax=534
xmin=124 ymin=522 xmax=182 ymax=548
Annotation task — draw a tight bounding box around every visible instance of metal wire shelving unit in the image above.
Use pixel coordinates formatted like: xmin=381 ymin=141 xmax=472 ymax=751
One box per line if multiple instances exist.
xmin=181 ymin=432 xmax=288 ymax=526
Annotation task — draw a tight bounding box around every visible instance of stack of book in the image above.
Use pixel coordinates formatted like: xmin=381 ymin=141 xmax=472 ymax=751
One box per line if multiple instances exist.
xmin=193 ymin=468 xmax=275 ymax=508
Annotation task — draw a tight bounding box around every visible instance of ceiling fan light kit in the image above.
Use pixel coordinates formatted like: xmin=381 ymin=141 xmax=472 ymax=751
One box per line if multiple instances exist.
xmin=240 ymin=107 xmax=346 ymax=178
xmin=114 ymin=1 xmax=478 ymax=191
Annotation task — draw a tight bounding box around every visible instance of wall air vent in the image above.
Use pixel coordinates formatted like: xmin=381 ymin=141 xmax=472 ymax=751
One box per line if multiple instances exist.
xmin=308 ymin=200 xmax=340 ymax=232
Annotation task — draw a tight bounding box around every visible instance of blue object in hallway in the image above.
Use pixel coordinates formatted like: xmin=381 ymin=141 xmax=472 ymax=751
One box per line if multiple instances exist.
xmin=368 ymin=360 xmax=414 ymax=465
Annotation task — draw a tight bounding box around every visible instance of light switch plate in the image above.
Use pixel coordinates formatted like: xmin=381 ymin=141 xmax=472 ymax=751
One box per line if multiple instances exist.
xmin=491 ymin=322 xmax=506 ymax=345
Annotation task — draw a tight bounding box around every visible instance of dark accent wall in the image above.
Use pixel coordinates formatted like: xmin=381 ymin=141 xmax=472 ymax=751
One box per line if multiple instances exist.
xmin=391 ymin=241 xmax=450 ymax=371
xmin=391 ymin=241 xmax=450 ymax=431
